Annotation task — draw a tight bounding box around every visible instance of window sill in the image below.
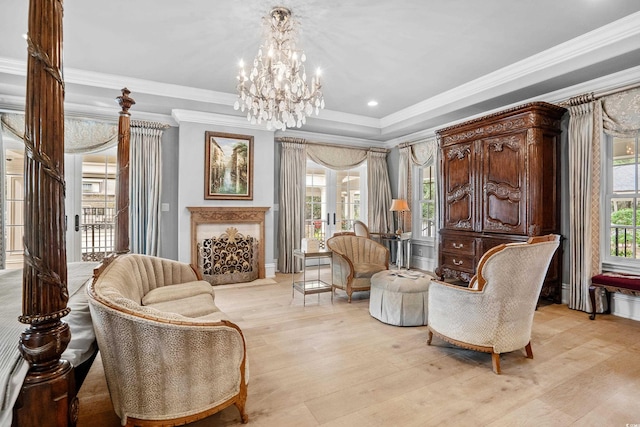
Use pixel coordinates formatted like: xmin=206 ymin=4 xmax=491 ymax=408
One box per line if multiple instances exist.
xmin=602 ymin=260 xmax=640 ymax=275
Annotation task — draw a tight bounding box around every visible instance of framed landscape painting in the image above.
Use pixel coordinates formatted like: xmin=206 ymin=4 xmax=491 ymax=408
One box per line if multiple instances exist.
xmin=204 ymin=131 xmax=253 ymax=200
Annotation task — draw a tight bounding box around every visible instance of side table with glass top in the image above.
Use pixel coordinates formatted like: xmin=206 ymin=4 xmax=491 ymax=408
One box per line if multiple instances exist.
xmin=292 ymin=249 xmax=333 ymax=306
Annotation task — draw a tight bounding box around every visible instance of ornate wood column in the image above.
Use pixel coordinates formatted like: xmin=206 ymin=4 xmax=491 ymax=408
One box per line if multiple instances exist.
xmin=13 ymin=0 xmax=77 ymax=425
xmin=115 ymin=88 xmax=135 ymax=254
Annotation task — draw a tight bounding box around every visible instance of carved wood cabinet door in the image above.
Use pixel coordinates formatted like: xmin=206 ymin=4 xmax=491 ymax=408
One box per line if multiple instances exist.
xmin=442 ymin=142 xmax=475 ymax=231
xmin=479 ymin=132 xmax=527 ymax=235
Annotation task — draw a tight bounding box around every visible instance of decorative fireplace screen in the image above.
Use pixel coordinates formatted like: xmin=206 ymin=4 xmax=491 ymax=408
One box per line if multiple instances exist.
xmin=197 ymin=227 xmax=259 ymax=285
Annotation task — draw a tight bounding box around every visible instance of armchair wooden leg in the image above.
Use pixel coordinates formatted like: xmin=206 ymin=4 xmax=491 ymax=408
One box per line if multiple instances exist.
xmin=427 ymin=330 xmax=433 ymax=345
xmin=525 ymin=342 xmax=533 ymax=359
xmin=491 ymin=353 xmax=501 ymax=374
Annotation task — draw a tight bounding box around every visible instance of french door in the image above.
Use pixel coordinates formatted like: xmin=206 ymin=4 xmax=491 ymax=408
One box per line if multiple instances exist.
xmin=65 ymin=148 xmax=117 ymax=262
xmin=2 ymin=140 xmax=116 ymax=266
xmin=305 ymin=160 xmax=366 ymax=249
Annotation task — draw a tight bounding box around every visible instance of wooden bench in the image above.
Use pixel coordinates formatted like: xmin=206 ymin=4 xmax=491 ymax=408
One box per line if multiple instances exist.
xmin=589 ymin=272 xmax=640 ymax=320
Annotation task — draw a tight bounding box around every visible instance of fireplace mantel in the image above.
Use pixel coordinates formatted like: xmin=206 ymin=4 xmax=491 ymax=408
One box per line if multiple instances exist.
xmin=187 ymin=206 xmax=270 ymax=279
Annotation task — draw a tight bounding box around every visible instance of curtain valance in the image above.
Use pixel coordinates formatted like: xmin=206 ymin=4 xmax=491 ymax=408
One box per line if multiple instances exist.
xmin=1 ymin=113 xmax=118 ymax=154
xmin=399 ymin=137 xmax=438 ymax=166
xmin=278 ymin=137 xmax=389 ymax=170
xmin=601 ymin=86 xmax=640 ymax=137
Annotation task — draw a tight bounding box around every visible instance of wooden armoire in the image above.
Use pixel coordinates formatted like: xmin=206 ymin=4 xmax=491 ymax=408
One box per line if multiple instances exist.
xmin=435 ymin=102 xmax=566 ymax=302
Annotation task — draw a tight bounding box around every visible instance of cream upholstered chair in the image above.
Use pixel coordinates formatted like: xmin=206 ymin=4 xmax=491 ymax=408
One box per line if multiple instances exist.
xmin=427 ymin=235 xmax=560 ymax=374
xmin=326 ymin=234 xmax=389 ymax=302
xmin=353 ymin=220 xmax=370 ymax=238
xmin=87 ymin=254 xmax=248 ymax=426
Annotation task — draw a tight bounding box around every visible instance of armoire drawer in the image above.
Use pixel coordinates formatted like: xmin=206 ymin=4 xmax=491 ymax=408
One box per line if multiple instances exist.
xmin=441 ymin=253 xmax=475 ymax=273
xmin=442 ymin=236 xmax=476 ymax=255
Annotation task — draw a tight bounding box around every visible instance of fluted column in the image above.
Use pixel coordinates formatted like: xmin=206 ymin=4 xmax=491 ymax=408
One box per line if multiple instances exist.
xmin=14 ymin=0 xmax=77 ymax=425
xmin=115 ymin=88 xmax=135 ymax=254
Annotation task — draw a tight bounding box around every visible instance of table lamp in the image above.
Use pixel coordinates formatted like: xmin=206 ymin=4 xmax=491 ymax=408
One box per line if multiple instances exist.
xmin=390 ymin=199 xmax=409 ymax=235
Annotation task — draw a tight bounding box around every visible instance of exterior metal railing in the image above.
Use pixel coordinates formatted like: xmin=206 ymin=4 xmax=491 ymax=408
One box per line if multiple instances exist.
xmin=81 ymin=207 xmax=115 ymax=261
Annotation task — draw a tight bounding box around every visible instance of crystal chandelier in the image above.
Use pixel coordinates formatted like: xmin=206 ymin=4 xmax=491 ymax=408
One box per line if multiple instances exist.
xmin=234 ymin=7 xmax=325 ymax=131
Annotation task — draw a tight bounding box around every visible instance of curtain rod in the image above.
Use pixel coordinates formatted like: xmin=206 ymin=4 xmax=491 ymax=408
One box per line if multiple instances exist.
xmin=560 ymin=81 xmax=640 ymax=107
xmin=131 ymin=119 xmax=170 ymax=129
xmin=398 ymin=136 xmax=437 ymax=149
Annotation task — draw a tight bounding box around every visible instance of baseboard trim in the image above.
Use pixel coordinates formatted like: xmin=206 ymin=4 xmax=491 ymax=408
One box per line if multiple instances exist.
xmin=265 ymin=262 xmax=276 ymax=278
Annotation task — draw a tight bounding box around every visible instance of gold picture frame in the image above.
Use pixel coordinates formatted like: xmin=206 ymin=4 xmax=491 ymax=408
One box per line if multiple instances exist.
xmin=204 ymin=131 xmax=254 ymax=200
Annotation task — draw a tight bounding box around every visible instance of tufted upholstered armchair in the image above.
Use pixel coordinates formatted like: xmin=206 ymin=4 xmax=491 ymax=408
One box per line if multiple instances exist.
xmin=427 ymin=235 xmax=560 ymax=374
xmin=87 ymin=254 xmax=248 ymax=426
xmin=326 ymin=235 xmax=389 ymax=302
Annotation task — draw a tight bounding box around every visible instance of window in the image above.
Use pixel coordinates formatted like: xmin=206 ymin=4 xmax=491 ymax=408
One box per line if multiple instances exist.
xmin=604 ymin=134 xmax=640 ymax=265
xmin=414 ymin=164 xmax=437 ymax=239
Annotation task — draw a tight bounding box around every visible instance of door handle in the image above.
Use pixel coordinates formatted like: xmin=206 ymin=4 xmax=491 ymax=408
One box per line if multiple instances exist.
xmin=74 ymin=214 xmax=79 ymax=232
xmin=327 ymin=213 xmax=329 ymax=225
xmin=333 ymin=213 xmax=336 ymax=225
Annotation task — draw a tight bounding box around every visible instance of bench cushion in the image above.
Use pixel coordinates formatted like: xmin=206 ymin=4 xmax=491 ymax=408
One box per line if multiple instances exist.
xmin=592 ymin=272 xmax=640 ymax=292
xmin=142 ymin=280 xmax=213 ymax=305
xmin=145 ymin=293 xmax=221 ymax=318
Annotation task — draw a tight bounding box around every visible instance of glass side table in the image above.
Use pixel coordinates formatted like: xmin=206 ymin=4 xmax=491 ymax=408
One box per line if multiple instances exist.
xmin=292 ymin=249 xmax=333 ymax=306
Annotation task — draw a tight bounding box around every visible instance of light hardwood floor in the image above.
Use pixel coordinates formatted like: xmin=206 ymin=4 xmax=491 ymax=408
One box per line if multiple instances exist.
xmin=77 ymin=270 xmax=640 ymax=426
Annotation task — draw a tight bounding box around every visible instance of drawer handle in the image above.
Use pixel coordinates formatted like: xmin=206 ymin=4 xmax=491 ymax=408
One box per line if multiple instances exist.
xmin=453 ymin=259 xmax=463 ymax=266
xmin=452 ymin=243 xmax=464 ymax=249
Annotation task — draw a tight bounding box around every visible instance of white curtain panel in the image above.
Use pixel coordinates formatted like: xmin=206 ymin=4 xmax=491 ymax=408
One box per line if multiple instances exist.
xmin=130 ymin=124 xmax=164 ymax=256
xmin=568 ymin=87 xmax=640 ymax=313
xmin=278 ymin=139 xmax=306 ymax=273
xmin=398 ymin=146 xmax=412 ymax=232
xmin=397 ymin=138 xmax=438 ymax=233
xmin=367 ymin=150 xmax=393 ymax=234
xmin=0 ymin=130 xmax=4 ymax=269
xmin=568 ymin=99 xmax=603 ymax=312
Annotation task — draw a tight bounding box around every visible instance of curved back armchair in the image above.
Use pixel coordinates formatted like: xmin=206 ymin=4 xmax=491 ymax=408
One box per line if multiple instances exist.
xmin=353 ymin=220 xmax=370 ymax=238
xmin=427 ymin=235 xmax=560 ymax=374
xmin=326 ymin=235 xmax=389 ymax=302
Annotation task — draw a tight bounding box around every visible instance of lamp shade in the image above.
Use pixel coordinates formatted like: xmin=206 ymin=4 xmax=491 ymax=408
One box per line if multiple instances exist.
xmin=390 ymin=199 xmax=409 ymax=212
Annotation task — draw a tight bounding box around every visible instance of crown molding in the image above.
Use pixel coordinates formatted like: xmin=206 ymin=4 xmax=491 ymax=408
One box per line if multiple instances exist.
xmin=171 ymin=109 xmax=274 ymax=132
xmin=311 ymin=109 xmax=380 ymax=128
xmin=380 ymin=11 xmax=640 ymax=130
xmin=383 ymin=64 xmax=640 ymax=149
xmin=0 ymin=93 xmax=176 ymax=125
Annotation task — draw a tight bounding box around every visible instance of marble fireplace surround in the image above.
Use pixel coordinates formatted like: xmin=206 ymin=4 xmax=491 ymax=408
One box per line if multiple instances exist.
xmin=187 ymin=206 xmax=269 ymax=280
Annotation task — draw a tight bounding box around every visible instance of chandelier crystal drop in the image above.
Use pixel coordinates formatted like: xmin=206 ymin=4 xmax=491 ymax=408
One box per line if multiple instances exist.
xmin=234 ymin=7 xmax=325 ymax=131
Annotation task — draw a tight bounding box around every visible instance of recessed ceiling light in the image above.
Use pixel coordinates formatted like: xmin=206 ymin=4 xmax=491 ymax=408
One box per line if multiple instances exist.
xmin=368 ymin=100 xmax=378 ymax=107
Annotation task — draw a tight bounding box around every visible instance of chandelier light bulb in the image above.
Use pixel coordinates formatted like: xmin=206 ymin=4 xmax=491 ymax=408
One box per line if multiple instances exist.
xmin=234 ymin=7 xmax=324 ymax=131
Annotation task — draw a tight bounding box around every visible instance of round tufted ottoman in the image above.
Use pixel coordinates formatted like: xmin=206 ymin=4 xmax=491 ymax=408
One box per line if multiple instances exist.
xmin=369 ymin=270 xmax=432 ymax=326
